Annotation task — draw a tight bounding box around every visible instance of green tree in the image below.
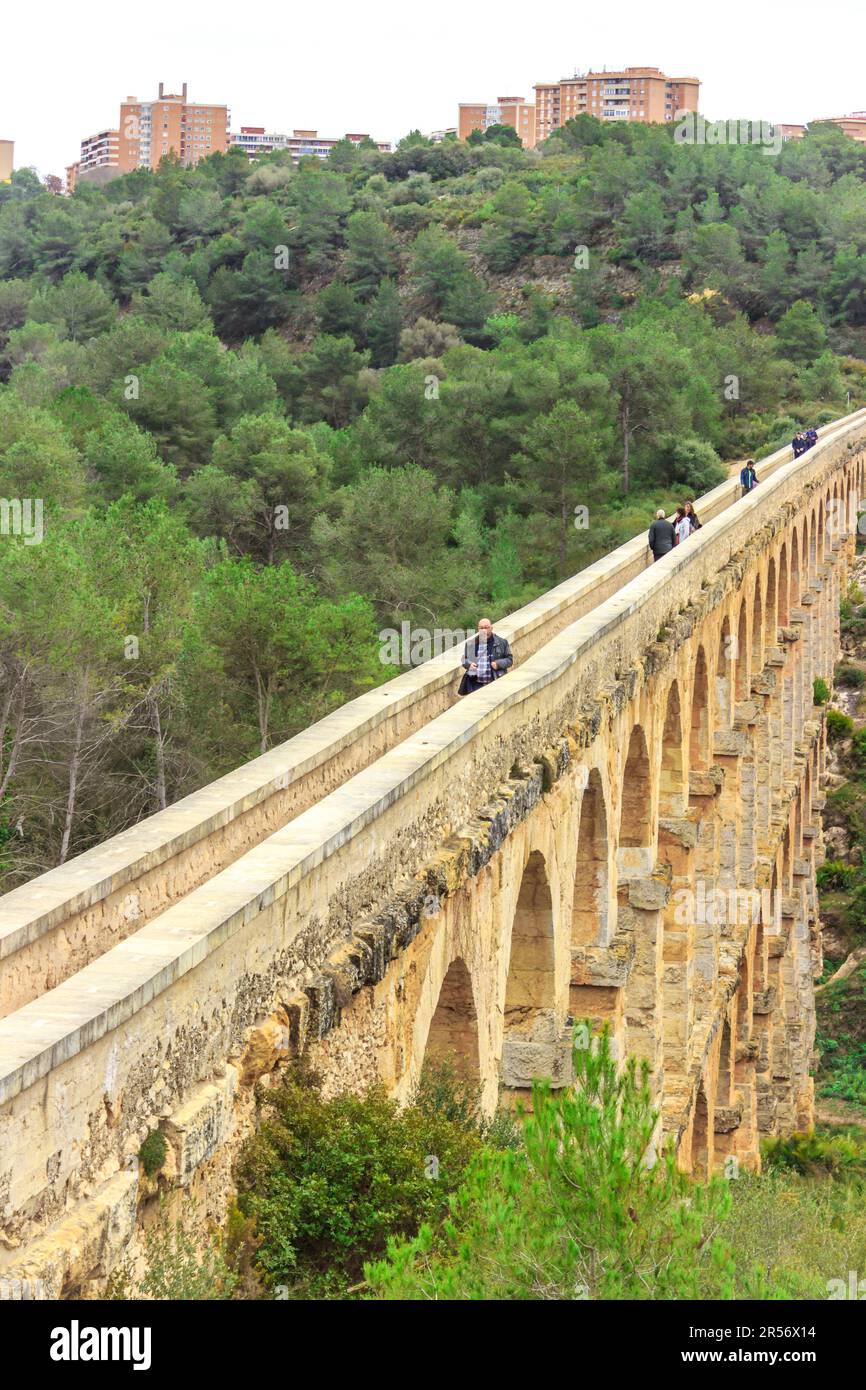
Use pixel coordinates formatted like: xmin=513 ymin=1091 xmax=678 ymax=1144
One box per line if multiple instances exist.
xmin=345 ymin=211 xmax=399 ymax=299
xmin=131 ymin=272 xmax=212 ymax=332
xmin=365 ymin=279 xmax=403 ymax=367
xmin=190 ymin=413 xmax=328 ymax=562
xmin=775 ymin=299 xmax=828 ymax=364
xmin=186 ymin=557 xmax=380 ymax=758
xmin=236 ymin=1066 xmax=481 ymax=1298
xmin=315 ymin=281 xmax=366 ymax=343
xmin=313 ymin=464 xmax=459 ymax=626
xmin=512 ymin=401 xmax=614 ymax=575
xmin=28 ymin=270 xmax=116 ymax=341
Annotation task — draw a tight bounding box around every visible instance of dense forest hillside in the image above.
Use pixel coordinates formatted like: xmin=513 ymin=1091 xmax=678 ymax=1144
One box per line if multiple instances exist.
xmin=2 ymin=116 xmax=866 ymax=880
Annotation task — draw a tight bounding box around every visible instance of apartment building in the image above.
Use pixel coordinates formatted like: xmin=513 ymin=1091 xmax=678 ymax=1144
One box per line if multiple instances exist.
xmin=230 ymin=127 xmax=391 ymax=161
xmin=0 ymin=140 xmax=13 ymax=183
xmin=458 ymin=97 xmax=537 ymax=148
xmin=534 ymin=66 xmax=700 ymax=141
xmin=66 ymin=128 xmax=119 ymax=191
xmin=119 ymin=83 xmax=229 ymax=172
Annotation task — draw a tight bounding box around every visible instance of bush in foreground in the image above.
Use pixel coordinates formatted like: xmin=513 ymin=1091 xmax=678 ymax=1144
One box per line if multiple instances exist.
xmin=234 ymin=1062 xmax=488 ymax=1297
xmin=366 ymin=1028 xmax=751 ymax=1300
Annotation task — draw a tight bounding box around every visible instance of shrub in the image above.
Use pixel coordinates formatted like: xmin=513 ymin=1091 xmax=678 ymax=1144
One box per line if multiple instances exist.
xmin=139 ymin=1129 xmax=167 ymax=1176
xmin=814 ymin=677 xmax=830 ymax=705
xmin=852 ymin=726 xmax=866 ymax=764
xmin=411 ymin=1056 xmax=521 ymax=1149
xmin=826 ymin=708 xmax=854 ymax=741
xmin=720 ymin=1166 xmax=866 ymax=1298
xmin=234 ymin=1063 xmax=484 ymax=1297
xmin=816 ymin=859 xmax=856 ymax=890
xmin=835 ymin=664 xmax=866 ymax=688
xmin=105 ymin=1197 xmax=239 ymax=1300
xmin=763 ymin=1128 xmax=866 ymax=1179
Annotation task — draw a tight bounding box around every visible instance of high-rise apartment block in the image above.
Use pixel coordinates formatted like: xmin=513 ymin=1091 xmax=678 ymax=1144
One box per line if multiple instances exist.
xmin=458 ymin=97 xmax=537 ymax=147
xmin=0 ymin=140 xmax=13 ymax=183
xmin=67 ymin=82 xmax=229 ymax=191
xmin=230 ymin=127 xmax=392 ymax=162
xmin=534 ymin=67 xmax=700 ymax=141
xmin=119 ymin=83 xmax=229 ymax=172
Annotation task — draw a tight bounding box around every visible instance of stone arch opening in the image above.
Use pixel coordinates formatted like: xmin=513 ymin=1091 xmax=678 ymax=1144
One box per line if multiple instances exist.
xmin=817 ymin=500 xmax=825 ymax=565
xmin=717 ymin=1017 xmax=733 ymax=1107
xmin=619 ymin=728 xmax=653 ymax=867
xmin=778 ymin=544 xmax=789 ymax=626
xmin=659 ymin=683 xmax=685 ymax=819
xmin=751 ymin=578 xmax=763 ymax=678
xmin=571 ymin=771 xmax=620 ymax=1038
xmin=692 ymin=1078 xmax=712 ymax=1179
xmin=690 ymin=647 xmax=710 ymax=770
xmin=572 ymin=770 xmax=609 ymax=948
xmin=501 ymin=849 xmax=558 ymax=1096
xmin=658 ymin=680 xmax=693 ymax=1089
xmin=735 ymin=601 xmax=749 ymax=702
xmin=716 ymin=619 xmax=733 ymax=731
xmin=424 ymin=957 xmax=480 ymax=1080
xmin=790 ymin=530 xmax=801 ymax=607
xmin=765 ymin=557 xmax=777 ymax=641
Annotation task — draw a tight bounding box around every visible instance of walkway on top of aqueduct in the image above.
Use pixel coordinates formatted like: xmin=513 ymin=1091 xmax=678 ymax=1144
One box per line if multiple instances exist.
xmin=1 ymin=406 xmax=866 ymax=1297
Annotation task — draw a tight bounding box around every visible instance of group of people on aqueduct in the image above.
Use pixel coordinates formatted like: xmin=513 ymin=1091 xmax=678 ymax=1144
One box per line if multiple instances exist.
xmin=460 ymin=426 xmax=819 ymax=692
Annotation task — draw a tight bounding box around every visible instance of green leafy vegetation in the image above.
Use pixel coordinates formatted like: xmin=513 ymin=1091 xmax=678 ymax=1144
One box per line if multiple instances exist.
xmin=138 ymin=1128 xmax=167 ymax=1177
xmin=814 ymin=677 xmax=831 ymax=705
xmin=233 ymin=1061 xmax=504 ymax=1298
xmin=1 ymin=122 xmax=864 ymax=886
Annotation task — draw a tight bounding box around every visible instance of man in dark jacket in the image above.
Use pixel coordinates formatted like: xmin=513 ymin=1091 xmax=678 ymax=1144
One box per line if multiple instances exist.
xmin=647 ymin=508 xmax=675 ymax=562
xmin=458 ymin=618 xmax=513 ymax=695
xmin=740 ymin=461 xmax=759 ymax=493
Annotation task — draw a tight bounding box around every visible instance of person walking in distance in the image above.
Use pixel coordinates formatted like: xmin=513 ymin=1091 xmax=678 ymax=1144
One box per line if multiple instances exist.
xmin=739 ymin=460 xmax=759 ymax=495
xmin=458 ymin=617 xmax=513 ymax=696
xmin=647 ymin=508 xmax=675 ymax=562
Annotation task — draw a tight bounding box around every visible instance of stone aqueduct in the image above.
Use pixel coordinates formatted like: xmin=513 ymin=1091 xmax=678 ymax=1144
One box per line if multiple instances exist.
xmin=2 ymin=410 xmax=866 ymax=1297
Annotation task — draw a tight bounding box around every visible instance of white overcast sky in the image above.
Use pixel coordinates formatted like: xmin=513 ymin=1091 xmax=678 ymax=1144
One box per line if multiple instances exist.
xmin=3 ymin=0 xmax=866 ymax=176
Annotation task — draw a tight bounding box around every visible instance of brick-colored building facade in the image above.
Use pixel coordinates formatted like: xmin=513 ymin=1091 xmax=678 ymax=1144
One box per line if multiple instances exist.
xmin=118 ymin=82 xmax=228 ymax=172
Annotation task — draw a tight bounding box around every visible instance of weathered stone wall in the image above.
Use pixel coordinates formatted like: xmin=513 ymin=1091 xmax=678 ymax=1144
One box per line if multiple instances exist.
xmin=0 ymin=413 xmax=863 ymax=1297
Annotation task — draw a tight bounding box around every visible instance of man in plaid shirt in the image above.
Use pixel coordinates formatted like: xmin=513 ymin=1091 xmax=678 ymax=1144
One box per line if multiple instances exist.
xmin=458 ymin=617 xmax=513 ymax=696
